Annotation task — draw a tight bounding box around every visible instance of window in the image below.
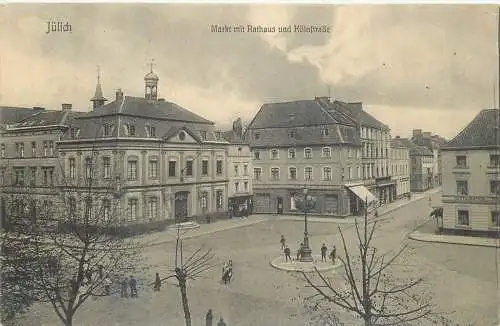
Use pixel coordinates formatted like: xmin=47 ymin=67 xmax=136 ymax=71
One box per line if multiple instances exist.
xmin=103 ymin=157 xmax=111 ymax=179
xmin=104 ymin=123 xmax=112 ymax=136
xmin=304 ymin=167 xmax=313 ymax=181
xmin=491 ymin=211 xmax=500 ymax=227
xmin=69 ymin=197 xmax=77 ymax=219
xmin=148 ymin=159 xmax=158 ymax=178
xmin=288 ymin=148 xmax=296 ymax=159
xmin=289 ymin=167 xmax=297 ymax=180
xmin=49 ymin=141 xmax=54 ymax=156
xmin=254 ymin=168 xmax=262 ymax=180
xmin=457 ymin=210 xmax=469 ymax=226
xmin=169 ymin=160 xmax=176 ymax=177
xmin=42 ymin=168 xmax=53 ymax=186
xmin=30 ymin=167 xmax=36 ymax=186
xmin=490 ymin=180 xmax=500 ymax=195
xmin=290 ymin=193 xmax=296 ymax=210
xmin=43 ymin=141 xmax=48 ymax=157
xmin=490 ymin=154 xmax=500 ymax=167
xmin=200 ymin=192 xmax=208 ymax=209
xmin=243 ymin=164 xmax=248 ymax=176
xmin=128 ymin=124 xmax=136 ymax=136
xmin=103 ymin=199 xmax=111 ymax=222
xmin=16 ymin=143 xmax=24 ymax=158
xmin=149 ymin=197 xmax=157 ymax=220
xmin=304 ymin=148 xmax=312 ymax=159
xmin=235 ymin=182 xmax=239 ymax=192
xmin=271 ymin=167 xmax=280 ymax=180
xmin=244 ymin=181 xmax=248 ymax=191
xmin=386 ymin=166 xmax=389 ymax=176
xmin=322 ymin=147 xmax=331 ymax=158
xmin=202 ymin=159 xmax=209 ymax=176
xmin=201 ymin=131 xmax=207 ymax=140
xmin=348 ymin=167 xmax=352 ymax=179
xmin=289 ymin=130 xmax=295 ymax=138
xmin=270 ymin=149 xmax=279 ymax=159
xmin=128 ymin=199 xmax=138 ymax=221
xmin=147 ymin=125 xmax=156 ymax=137
xmin=31 ymin=142 xmax=36 ymax=157
xmin=0 ymin=144 xmax=4 ymax=158
xmin=254 ymin=150 xmax=260 ymax=160
xmin=322 ymin=128 xmax=329 ymax=136
xmin=179 ymin=131 xmax=186 ymax=141
xmin=456 ymin=155 xmax=467 ymax=168
xmin=254 ymin=133 xmax=260 ymax=140
xmin=216 ymin=190 xmax=223 ymax=209
xmin=456 ymin=180 xmax=468 ymax=195
xmin=186 ymin=160 xmax=193 ymax=176
xmin=85 ymin=197 xmax=92 ymax=220
xmin=323 ymin=167 xmax=332 ymax=181
xmin=216 ymin=160 xmax=223 ymax=175
xmin=69 ymin=158 xmax=76 ymax=179
xmin=234 ymin=164 xmax=239 ymax=176
xmin=70 ymin=127 xmax=79 ymax=139
xmin=127 ymin=160 xmax=138 ymax=180
xmin=85 ymin=157 xmax=93 ymax=179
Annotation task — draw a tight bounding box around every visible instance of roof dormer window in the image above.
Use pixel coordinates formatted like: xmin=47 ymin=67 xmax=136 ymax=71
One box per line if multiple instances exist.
xmin=201 ymin=131 xmax=207 ymax=140
xmin=322 ymin=128 xmax=329 ymax=136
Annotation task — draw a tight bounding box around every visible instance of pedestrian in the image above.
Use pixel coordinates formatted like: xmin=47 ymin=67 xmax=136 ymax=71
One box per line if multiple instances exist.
xmin=280 ymin=234 xmax=286 ymax=250
xmin=154 ymin=272 xmax=161 ymax=292
xmin=98 ymin=264 xmax=104 ymax=279
xmin=296 ymin=243 xmax=303 ymax=261
xmin=104 ymin=275 xmax=112 ymax=296
xmin=321 ymin=243 xmax=328 ymax=262
xmin=120 ymin=277 xmax=128 ymax=298
xmin=330 ymin=245 xmax=337 ymax=264
xmin=129 ymin=276 xmax=137 ymax=298
xmin=284 ymin=246 xmax=291 ymax=263
xmin=217 ymin=317 xmax=227 ymax=326
xmin=206 ymin=309 xmax=213 ymax=326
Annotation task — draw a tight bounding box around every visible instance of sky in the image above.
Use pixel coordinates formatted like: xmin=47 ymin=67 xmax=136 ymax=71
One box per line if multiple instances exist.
xmin=0 ymin=4 xmax=498 ymax=139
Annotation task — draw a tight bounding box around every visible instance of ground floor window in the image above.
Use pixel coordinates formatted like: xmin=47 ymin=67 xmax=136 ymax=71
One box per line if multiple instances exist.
xmin=128 ymin=198 xmax=138 ymax=222
xmin=216 ymin=190 xmax=223 ymax=209
xmin=491 ymin=211 xmax=500 ymax=227
xmin=290 ymin=193 xmax=296 ymax=210
xmin=457 ymin=209 xmax=469 ymax=226
xmin=200 ymin=192 xmax=208 ymax=210
xmin=149 ymin=197 xmax=157 ymax=220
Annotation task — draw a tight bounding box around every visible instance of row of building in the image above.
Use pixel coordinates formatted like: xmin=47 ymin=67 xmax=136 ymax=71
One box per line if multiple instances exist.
xmin=0 ymin=67 xmax=444 ymax=227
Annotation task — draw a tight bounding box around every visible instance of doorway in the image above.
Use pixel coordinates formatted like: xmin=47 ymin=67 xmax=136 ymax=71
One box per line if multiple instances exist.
xmin=174 ymin=191 xmax=189 ymax=221
xmin=277 ymin=197 xmax=283 ymax=214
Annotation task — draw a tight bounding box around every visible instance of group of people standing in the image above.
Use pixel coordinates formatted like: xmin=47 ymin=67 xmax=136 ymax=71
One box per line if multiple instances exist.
xmin=120 ymin=276 xmax=138 ymax=298
xmin=280 ymin=235 xmax=337 ymax=264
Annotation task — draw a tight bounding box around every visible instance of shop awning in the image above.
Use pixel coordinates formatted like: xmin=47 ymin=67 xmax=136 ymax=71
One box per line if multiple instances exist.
xmin=346 ymin=185 xmax=378 ymax=205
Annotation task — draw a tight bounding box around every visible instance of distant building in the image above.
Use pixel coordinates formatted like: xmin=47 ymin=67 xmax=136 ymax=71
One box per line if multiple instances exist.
xmin=441 ymin=109 xmax=500 ymax=236
xmin=411 ymin=129 xmax=447 ymax=186
xmin=222 ymin=118 xmax=253 ymax=217
xmin=395 ymin=138 xmax=434 ymax=192
xmin=390 ymin=136 xmax=411 ymax=199
xmin=0 ymin=105 xmax=84 ymax=224
xmin=246 ymin=97 xmax=383 ymax=217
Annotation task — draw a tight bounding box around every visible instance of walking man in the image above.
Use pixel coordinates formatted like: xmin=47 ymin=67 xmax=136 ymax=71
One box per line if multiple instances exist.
xmin=280 ymin=234 xmax=286 ymax=250
xmin=217 ymin=317 xmax=227 ymax=326
xmin=330 ymin=245 xmax=337 ymax=264
xmin=129 ymin=276 xmax=137 ymax=298
xmin=154 ymin=272 xmax=161 ymax=292
xmin=296 ymin=243 xmax=303 ymax=261
xmin=284 ymin=245 xmax=291 ymax=263
xmin=120 ymin=277 xmax=128 ymax=298
xmin=321 ymin=243 xmax=328 ymax=262
xmin=104 ymin=275 xmax=112 ymax=296
xmin=206 ymin=309 xmax=213 ymax=326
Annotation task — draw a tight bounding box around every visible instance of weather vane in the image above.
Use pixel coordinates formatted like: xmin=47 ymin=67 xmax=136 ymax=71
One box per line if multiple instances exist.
xmin=149 ymin=59 xmax=155 ymax=72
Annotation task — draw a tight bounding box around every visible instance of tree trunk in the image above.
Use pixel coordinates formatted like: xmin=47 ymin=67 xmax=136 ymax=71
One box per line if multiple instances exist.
xmin=179 ymin=279 xmax=191 ymax=326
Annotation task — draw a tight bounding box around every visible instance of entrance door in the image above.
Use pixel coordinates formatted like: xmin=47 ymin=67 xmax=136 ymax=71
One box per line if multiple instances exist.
xmin=174 ymin=191 xmax=189 ymax=221
xmin=277 ymin=197 xmax=283 ymax=214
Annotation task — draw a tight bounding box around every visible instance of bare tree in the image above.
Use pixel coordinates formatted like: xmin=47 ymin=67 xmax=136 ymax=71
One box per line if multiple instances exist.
xmin=1 ymin=147 xmax=143 ymax=326
xmin=301 ymin=202 xmax=453 ymax=326
xmin=153 ymin=223 xmax=217 ymax=326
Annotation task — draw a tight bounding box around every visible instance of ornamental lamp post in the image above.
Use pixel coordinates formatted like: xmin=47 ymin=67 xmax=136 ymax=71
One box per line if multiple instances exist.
xmin=300 ymin=186 xmax=313 ymax=262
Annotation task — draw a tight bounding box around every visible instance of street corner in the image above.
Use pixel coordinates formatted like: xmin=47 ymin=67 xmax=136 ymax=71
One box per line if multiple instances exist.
xmin=270 ymin=255 xmax=343 ymax=273
xmin=408 ymin=230 xmax=499 ymax=248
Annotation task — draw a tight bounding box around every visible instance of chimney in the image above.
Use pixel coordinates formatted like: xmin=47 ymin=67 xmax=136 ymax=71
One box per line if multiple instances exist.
xmin=115 ymin=89 xmax=124 ymax=101
xmin=412 ymin=129 xmax=422 ymax=137
xmin=158 ymin=98 xmax=165 ymax=102
xmin=61 ymin=103 xmax=72 ymax=111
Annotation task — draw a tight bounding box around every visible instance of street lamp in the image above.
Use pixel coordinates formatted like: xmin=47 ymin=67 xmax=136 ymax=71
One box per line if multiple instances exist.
xmin=300 ymin=186 xmax=313 ymax=262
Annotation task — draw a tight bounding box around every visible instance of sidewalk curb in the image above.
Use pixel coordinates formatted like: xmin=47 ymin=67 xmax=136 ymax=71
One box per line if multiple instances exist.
xmin=140 ymin=217 xmax=268 ymax=248
xmin=408 ymin=231 xmax=499 ymax=248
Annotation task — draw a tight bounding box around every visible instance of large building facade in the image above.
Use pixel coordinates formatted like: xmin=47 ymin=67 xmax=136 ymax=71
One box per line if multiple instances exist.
xmin=411 ymin=129 xmax=446 ymax=186
xmin=390 ymin=137 xmax=410 ymax=199
xmin=247 ymin=97 xmax=380 ymax=217
xmin=441 ymin=109 xmax=500 ymax=236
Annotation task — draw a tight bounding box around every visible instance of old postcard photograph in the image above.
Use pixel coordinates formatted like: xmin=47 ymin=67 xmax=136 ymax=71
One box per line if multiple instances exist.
xmin=0 ymin=3 xmax=499 ymax=326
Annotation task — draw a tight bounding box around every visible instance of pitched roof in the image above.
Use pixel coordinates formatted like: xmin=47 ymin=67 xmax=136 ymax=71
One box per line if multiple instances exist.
xmin=0 ymin=106 xmax=39 ymax=126
xmin=83 ymin=96 xmax=213 ymax=124
xmin=394 ymin=138 xmax=433 ymax=156
xmin=443 ymin=109 xmax=499 ymax=149
xmin=330 ymin=100 xmax=389 ymax=130
xmin=249 ymin=99 xmax=339 ymax=129
xmin=8 ymin=110 xmax=85 ymax=129
xmin=222 ymin=130 xmax=248 ymax=144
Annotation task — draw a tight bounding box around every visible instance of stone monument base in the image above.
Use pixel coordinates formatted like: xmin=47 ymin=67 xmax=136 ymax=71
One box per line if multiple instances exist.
xmin=270 ymin=254 xmax=343 ymax=273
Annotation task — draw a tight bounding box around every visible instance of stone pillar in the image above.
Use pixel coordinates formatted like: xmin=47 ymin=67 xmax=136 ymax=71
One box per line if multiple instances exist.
xmin=76 ymin=151 xmax=83 ymax=181
xmin=142 ymin=192 xmax=148 ymax=221
xmin=160 ymin=151 xmax=166 ymax=183
xmin=141 ymin=150 xmax=147 ymax=186
xmin=112 ymin=150 xmax=118 ymax=179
